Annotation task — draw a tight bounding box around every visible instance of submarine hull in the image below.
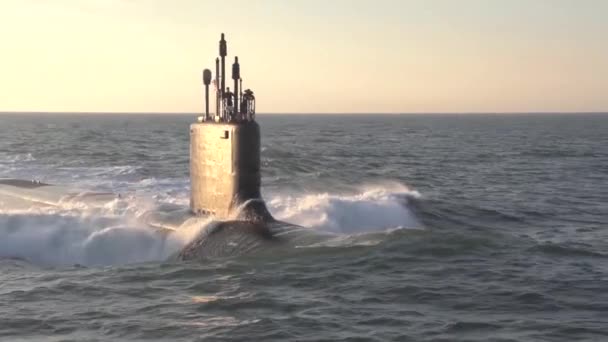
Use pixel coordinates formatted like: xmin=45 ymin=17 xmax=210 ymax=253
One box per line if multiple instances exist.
xmin=174 ymin=219 xmax=331 ymax=261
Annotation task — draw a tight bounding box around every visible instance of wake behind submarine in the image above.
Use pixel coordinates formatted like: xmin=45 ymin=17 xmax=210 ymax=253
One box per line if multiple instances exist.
xmin=0 ymin=34 xmax=328 ymax=261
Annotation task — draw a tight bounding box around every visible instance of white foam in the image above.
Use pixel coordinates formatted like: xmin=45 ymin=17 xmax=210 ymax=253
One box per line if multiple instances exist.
xmin=0 ymin=181 xmax=422 ymax=267
xmin=0 ymin=214 xmax=159 ymax=267
xmin=267 ymin=182 xmax=421 ymax=234
xmin=0 ymin=193 xmax=195 ymax=267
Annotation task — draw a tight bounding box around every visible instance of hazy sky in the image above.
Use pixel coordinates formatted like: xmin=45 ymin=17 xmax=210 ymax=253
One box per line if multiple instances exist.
xmin=1 ymin=0 xmax=607 ymax=113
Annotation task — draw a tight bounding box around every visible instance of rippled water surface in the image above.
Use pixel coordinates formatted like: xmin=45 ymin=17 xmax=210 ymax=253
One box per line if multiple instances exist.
xmin=0 ymin=113 xmax=607 ymax=341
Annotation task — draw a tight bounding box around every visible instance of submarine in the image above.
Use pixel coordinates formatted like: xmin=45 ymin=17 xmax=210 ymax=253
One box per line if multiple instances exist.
xmin=0 ymin=34 xmax=329 ymax=261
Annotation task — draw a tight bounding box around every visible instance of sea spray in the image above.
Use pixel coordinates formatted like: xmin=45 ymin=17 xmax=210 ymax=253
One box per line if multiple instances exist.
xmin=267 ymin=182 xmax=422 ymax=234
xmin=0 ymin=182 xmax=422 ymax=267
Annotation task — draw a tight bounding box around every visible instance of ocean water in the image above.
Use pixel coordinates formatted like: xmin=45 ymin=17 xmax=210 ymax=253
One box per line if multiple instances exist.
xmin=0 ymin=113 xmax=607 ymax=341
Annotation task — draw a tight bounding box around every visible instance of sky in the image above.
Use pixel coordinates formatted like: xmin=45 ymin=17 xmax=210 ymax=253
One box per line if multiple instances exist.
xmin=0 ymin=0 xmax=607 ymax=113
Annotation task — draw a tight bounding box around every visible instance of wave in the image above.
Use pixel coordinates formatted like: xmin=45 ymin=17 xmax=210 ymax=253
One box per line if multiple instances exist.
xmin=0 ymin=182 xmax=422 ymax=267
xmin=0 ymin=192 xmax=199 ymax=267
xmin=267 ymin=182 xmax=422 ymax=234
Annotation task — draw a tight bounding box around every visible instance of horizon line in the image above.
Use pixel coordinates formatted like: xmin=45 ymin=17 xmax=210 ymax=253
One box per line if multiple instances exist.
xmin=1 ymin=111 xmax=607 ymax=116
